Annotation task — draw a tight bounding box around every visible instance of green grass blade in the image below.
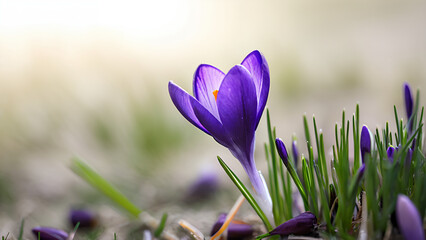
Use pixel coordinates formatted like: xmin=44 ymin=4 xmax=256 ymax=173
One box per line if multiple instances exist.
xmin=303 ymin=115 xmax=312 ymax=152
xmin=154 ymin=213 xmax=168 ymax=237
xmin=71 ymin=158 xmax=142 ymax=218
xmin=266 ymin=109 xmax=282 ymax=225
xmin=18 ymin=219 xmax=24 ymax=240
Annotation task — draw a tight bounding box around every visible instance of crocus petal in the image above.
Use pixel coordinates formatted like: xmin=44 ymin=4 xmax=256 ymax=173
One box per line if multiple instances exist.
xmin=396 ymin=194 xmax=425 ymax=240
xmin=69 ymin=209 xmax=98 ymax=228
xmin=403 ymin=82 xmax=414 ymax=121
xmin=217 ymin=65 xmax=258 ymax=155
xmin=193 ymin=64 xmax=225 ymax=119
xmin=360 ymin=125 xmax=372 ymax=164
xmin=241 ymin=50 xmax=270 ymax=126
xmin=292 ymin=140 xmax=299 ymax=167
xmin=190 ymin=97 xmax=231 ymax=147
xmin=387 ymin=146 xmax=395 ymax=163
xmin=210 ymin=213 xmax=254 ymax=240
xmin=32 ymin=227 xmax=68 ymax=240
xmin=269 ymin=212 xmax=317 ymax=236
xmin=276 ymin=138 xmax=289 ymax=166
xmin=185 ymin=170 xmax=219 ymax=202
xmin=355 ymin=164 xmax=365 ymax=186
xmin=169 ymin=81 xmax=210 ymax=135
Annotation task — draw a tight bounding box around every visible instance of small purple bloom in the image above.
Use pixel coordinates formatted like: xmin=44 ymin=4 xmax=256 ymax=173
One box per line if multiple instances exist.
xmin=396 ymin=194 xmax=425 ymax=240
xmin=69 ymin=209 xmax=98 ymax=228
xmin=32 ymin=227 xmax=68 ymax=240
xmin=292 ymin=140 xmax=299 ymax=167
xmin=169 ymin=50 xmax=271 ymax=212
xmin=210 ymin=213 xmax=254 ymax=240
xmin=269 ymin=212 xmax=317 ymax=236
xmin=360 ymin=125 xmax=372 ymax=164
xmin=356 ymin=164 xmax=366 ymax=185
xmin=275 ymin=138 xmax=289 ymax=166
xmin=387 ymin=146 xmax=395 ymax=163
xmin=404 ymin=82 xmax=414 ymax=121
xmin=185 ymin=170 xmax=219 ymax=201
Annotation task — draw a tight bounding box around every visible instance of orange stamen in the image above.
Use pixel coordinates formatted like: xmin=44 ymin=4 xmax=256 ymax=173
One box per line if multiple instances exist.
xmin=212 ymin=90 xmax=219 ymax=101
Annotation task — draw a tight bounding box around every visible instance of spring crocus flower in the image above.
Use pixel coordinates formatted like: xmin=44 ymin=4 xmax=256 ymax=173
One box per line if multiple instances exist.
xmin=32 ymin=227 xmax=68 ymax=240
xmin=360 ymin=125 xmax=372 ymax=164
xmin=69 ymin=209 xmax=98 ymax=228
xmin=210 ymin=213 xmax=254 ymax=240
xmin=169 ymin=50 xmax=271 ymax=212
xmin=405 ymin=148 xmax=413 ymax=167
xmin=267 ymin=212 xmax=317 ymax=237
xmin=292 ymin=140 xmax=299 ymax=167
xmin=387 ymin=146 xmax=395 ymax=163
xmin=404 ymin=83 xmax=414 ymax=120
xmin=185 ymin=170 xmax=219 ymax=202
xmin=396 ymin=194 xmax=425 ymax=240
xmin=275 ymin=138 xmax=289 ymax=166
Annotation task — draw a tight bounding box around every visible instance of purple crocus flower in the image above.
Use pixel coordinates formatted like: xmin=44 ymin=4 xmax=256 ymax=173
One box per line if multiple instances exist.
xmin=185 ymin=170 xmax=219 ymax=202
xmin=292 ymin=140 xmax=299 ymax=167
xmin=396 ymin=194 xmax=425 ymax=240
xmin=360 ymin=125 xmax=372 ymax=164
xmin=275 ymin=138 xmax=289 ymax=166
xmin=269 ymin=212 xmax=317 ymax=236
xmin=404 ymin=83 xmax=414 ymax=121
xmin=69 ymin=209 xmax=98 ymax=228
xmin=210 ymin=213 xmax=254 ymax=240
xmin=387 ymin=146 xmax=395 ymax=163
xmin=169 ymin=50 xmax=271 ymax=212
xmin=32 ymin=227 xmax=68 ymax=240
xmin=404 ymin=83 xmax=414 ymax=134
xmin=355 ymin=164 xmax=365 ymax=185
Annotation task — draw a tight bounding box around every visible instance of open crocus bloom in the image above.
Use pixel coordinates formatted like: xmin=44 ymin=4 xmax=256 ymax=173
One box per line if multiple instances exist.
xmin=169 ymin=50 xmax=271 ymax=214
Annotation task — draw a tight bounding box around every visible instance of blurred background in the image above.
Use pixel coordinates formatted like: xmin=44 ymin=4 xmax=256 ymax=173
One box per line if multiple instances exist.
xmin=0 ymin=0 xmax=425 ymax=237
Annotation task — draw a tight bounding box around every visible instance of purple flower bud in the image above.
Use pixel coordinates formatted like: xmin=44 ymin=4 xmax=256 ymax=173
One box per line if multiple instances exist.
xmin=32 ymin=227 xmax=68 ymax=240
xmin=411 ymin=137 xmax=417 ymax=150
xmin=292 ymin=140 xmax=299 ymax=167
xmin=387 ymin=146 xmax=395 ymax=163
xmin=69 ymin=209 xmax=98 ymax=228
xmin=269 ymin=212 xmax=317 ymax=236
xmin=396 ymin=194 xmax=425 ymax=240
xmin=360 ymin=125 xmax=372 ymax=164
xmin=210 ymin=213 xmax=254 ymax=240
xmin=403 ymin=82 xmax=414 ymax=121
xmin=185 ymin=170 xmax=219 ymax=202
xmin=356 ymin=164 xmax=366 ymax=184
xmin=405 ymin=148 xmax=413 ymax=168
xmin=275 ymin=138 xmax=289 ymax=166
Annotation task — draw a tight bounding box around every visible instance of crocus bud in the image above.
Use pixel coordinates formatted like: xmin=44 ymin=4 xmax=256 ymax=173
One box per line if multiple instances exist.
xmin=32 ymin=227 xmax=68 ymax=240
xmin=396 ymin=194 xmax=425 ymax=240
xmin=355 ymin=164 xmax=366 ymax=185
xmin=405 ymin=148 xmax=413 ymax=168
xmin=69 ymin=209 xmax=98 ymax=228
xmin=292 ymin=140 xmax=299 ymax=167
xmin=403 ymin=83 xmax=414 ymax=121
xmin=269 ymin=212 xmax=317 ymax=236
xmin=185 ymin=170 xmax=219 ymax=202
xmin=360 ymin=125 xmax=372 ymax=164
xmin=210 ymin=213 xmax=253 ymax=240
xmin=387 ymin=146 xmax=395 ymax=163
xmin=275 ymin=138 xmax=289 ymax=166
